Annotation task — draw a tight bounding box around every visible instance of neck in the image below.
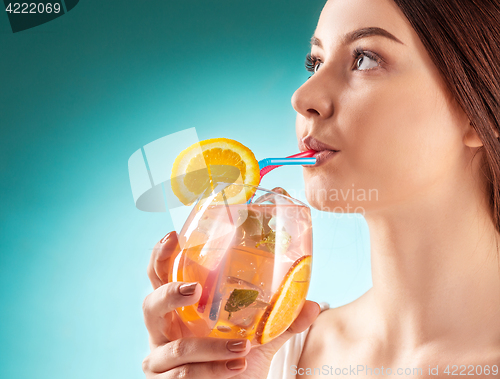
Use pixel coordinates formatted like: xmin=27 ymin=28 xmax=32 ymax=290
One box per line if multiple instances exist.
xmin=364 ymin=174 xmax=500 ymax=351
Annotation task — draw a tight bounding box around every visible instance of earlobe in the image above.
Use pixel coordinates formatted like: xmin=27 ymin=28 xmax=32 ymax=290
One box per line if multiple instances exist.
xmin=463 ymin=124 xmax=484 ymax=148
xmin=463 ymin=124 xmax=499 ymax=147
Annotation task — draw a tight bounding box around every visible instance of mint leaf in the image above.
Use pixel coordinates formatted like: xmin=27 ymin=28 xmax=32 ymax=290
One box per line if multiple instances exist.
xmin=225 ymin=289 xmax=259 ymax=320
xmin=256 ymin=229 xmax=292 ymax=254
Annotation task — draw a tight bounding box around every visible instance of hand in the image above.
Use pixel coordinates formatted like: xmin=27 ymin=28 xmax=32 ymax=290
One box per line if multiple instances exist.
xmin=253 ymin=187 xmax=295 ymax=205
xmin=142 ymin=231 xmax=321 ymax=378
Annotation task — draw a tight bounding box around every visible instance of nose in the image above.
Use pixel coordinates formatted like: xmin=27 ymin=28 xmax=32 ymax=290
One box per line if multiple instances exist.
xmin=291 ymin=74 xmax=334 ymax=119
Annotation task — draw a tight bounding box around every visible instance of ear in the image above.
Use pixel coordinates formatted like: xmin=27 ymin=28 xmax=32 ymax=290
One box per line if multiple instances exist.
xmin=463 ymin=122 xmax=499 ymax=148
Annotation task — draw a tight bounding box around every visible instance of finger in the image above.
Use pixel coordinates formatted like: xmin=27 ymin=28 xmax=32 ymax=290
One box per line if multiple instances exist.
xmin=143 ymin=282 xmax=201 ymax=343
xmin=147 ymin=233 xmax=171 ymax=288
xmin=271 ymin=187 xmax=291 ymax=197
xmin=258 ymin=300 xmax=321 ymax=357
xmin=144 ymin=358 xmax=247 ymax=379
xmin=153 ymin=232 xmax=180 ymax=285
xmin=145 ymin=337 xmax=250 ymax=373
xmin=287 ymin=300 xmax=321 ymax=334
xmin=147 ymin=232 xmax=179 ymax=288
xmin=254 ymin=187 xmax=293 ymax=205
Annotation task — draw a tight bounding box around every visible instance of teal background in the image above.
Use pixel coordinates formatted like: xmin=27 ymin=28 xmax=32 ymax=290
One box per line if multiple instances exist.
xmin=0 ymin=1 xmax=371 ymax=378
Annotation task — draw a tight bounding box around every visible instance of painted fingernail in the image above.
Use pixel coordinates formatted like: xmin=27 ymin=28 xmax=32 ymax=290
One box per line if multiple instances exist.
xmin=179 ymin=282 xmax=198 ymax=296
xmin=226 ymin=358 xmax=246 ymax=370
xmin=226 ymin=339 xmax=247 ymax=353
xmin=160 ymin=232 xmax=173 ymax=244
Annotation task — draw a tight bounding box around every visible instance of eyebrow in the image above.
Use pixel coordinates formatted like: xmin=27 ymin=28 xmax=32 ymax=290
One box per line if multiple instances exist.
xmin=310 ymin=27 xmax=404 ymax=48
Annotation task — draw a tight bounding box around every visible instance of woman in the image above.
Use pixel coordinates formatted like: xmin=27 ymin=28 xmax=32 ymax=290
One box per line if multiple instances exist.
xmin=141 ymin=0 xmax=500 ymax=377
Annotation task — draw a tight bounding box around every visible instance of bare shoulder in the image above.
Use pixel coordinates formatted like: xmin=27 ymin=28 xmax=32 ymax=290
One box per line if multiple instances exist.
xmin=308 ymin=303 xmax=351 ymax=346
xmin=298 ymin=292 xmax=373 ymax=371
xmin=298 ymin=302 xmax=358 ymax=368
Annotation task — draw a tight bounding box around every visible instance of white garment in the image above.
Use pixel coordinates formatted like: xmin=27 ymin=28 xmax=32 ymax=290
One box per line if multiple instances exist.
xmin=266 ymin=302 xmax=330 ymax=379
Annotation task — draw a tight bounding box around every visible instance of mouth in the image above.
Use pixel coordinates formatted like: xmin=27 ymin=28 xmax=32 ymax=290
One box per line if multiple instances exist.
xmin=299 ymin=135 xmax=340 ymax=167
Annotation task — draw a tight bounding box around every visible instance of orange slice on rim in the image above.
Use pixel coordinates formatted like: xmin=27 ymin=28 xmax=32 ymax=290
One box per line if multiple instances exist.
xmin=256 ymin=255 xmax=312 ymax=344
xmin=170 ymin=138 xmax=260 ymax=205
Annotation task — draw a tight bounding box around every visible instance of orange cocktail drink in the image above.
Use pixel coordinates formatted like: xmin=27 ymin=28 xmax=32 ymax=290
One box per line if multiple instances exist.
xmin=168 ymin=185 xmax=312 ymax=345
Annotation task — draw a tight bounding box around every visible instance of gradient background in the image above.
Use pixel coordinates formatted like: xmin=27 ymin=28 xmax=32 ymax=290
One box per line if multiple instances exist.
xmin=0 ymin=1 xmax=371 ymax=378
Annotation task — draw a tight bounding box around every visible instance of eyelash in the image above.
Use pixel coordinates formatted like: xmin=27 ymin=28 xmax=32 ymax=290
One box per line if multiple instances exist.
xmin=305 ymin=48 xmax=383 ymax=75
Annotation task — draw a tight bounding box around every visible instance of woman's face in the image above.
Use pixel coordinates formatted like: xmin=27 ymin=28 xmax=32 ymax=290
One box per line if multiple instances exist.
xmin=293 ymin=0 xmax=471 ymax=214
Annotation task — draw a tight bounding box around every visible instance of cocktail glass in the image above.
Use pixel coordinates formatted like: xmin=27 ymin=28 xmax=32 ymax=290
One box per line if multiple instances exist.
xmin=167 ymin=182 xmax=312 ymax=345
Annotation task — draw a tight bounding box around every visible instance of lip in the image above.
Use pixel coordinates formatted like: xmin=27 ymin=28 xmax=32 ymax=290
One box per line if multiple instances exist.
xmin=311 ymin=150 xmax=339 ymax=167
xmin=299 ymin=135 xmax=340 ymax=167
xmin=299 ymin=135 xmax=339 ymax=153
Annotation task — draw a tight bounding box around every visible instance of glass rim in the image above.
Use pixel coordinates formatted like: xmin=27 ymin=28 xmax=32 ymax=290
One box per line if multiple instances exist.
xmin=208 ymin=181 xmax=309 ymax=209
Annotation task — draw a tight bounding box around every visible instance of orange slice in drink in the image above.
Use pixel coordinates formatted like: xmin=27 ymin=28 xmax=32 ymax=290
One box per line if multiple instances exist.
xmin=171 ymin=138 xmax=260 ymax=205
xmin=256 ymin=255 xmax=312 ymax=344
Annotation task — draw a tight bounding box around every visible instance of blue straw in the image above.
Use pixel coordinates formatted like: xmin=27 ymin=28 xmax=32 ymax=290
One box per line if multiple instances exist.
xmin=258 ymin=157 xmax=316 ymax=170
xmin=246 ymin=157 xmax=317 ymax=204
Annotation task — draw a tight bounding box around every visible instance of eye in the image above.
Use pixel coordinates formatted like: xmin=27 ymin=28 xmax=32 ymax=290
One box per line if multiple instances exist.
xmin=305 ymin=53 xmax=323 ymax=74
xmin=352 ymin=48 xmax=382 ymax=71
xmin=305 ymin=49 xmax=383 ymax=76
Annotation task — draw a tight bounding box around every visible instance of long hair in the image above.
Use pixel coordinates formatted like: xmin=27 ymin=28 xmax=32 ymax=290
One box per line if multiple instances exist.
xmin=393 ymin=0 xmax=500 ymax=234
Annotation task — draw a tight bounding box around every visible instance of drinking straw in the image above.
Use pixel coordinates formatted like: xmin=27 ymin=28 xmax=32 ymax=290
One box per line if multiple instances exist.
xmin=208 ymin=190 xmax=234 ymax=321
xmin=245 ymin=149 xmax=317 ymax=203
xmin=259 ymin=150 xmax=317 ymax=178
xmin=197 ymin=189 xmax=235 ymax=317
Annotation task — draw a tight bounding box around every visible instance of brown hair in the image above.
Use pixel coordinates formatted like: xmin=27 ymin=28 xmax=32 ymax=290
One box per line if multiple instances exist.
xmin=392 ymin=0 xmax=500 ymax=234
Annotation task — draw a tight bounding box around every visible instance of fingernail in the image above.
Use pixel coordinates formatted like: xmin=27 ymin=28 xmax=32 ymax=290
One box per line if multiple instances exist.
xmin=226 ymin=358 xmax=246 ymax=370
xmin=179 ymin=282 xmax=197 ymax=296
xmin=160 ymin=232 xmax=173 ymax=244
xmin=315 ymin=302 xmax=322 ymax=314
xmin=226 ymin=339 xmax=247 ymax=353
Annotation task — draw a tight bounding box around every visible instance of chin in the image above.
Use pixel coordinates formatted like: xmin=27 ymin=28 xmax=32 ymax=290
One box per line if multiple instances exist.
xmin=304 ymin=181 xmax=338 ymax=212
xmin=304 ymin=173 xmax=337 ymax=210
xmin=304 ymin=176 xmax=375 ymax=216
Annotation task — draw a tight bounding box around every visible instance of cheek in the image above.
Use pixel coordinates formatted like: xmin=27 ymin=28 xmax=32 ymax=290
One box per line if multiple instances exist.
xmin=340 ymin=76 xmax=462 ymax=202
